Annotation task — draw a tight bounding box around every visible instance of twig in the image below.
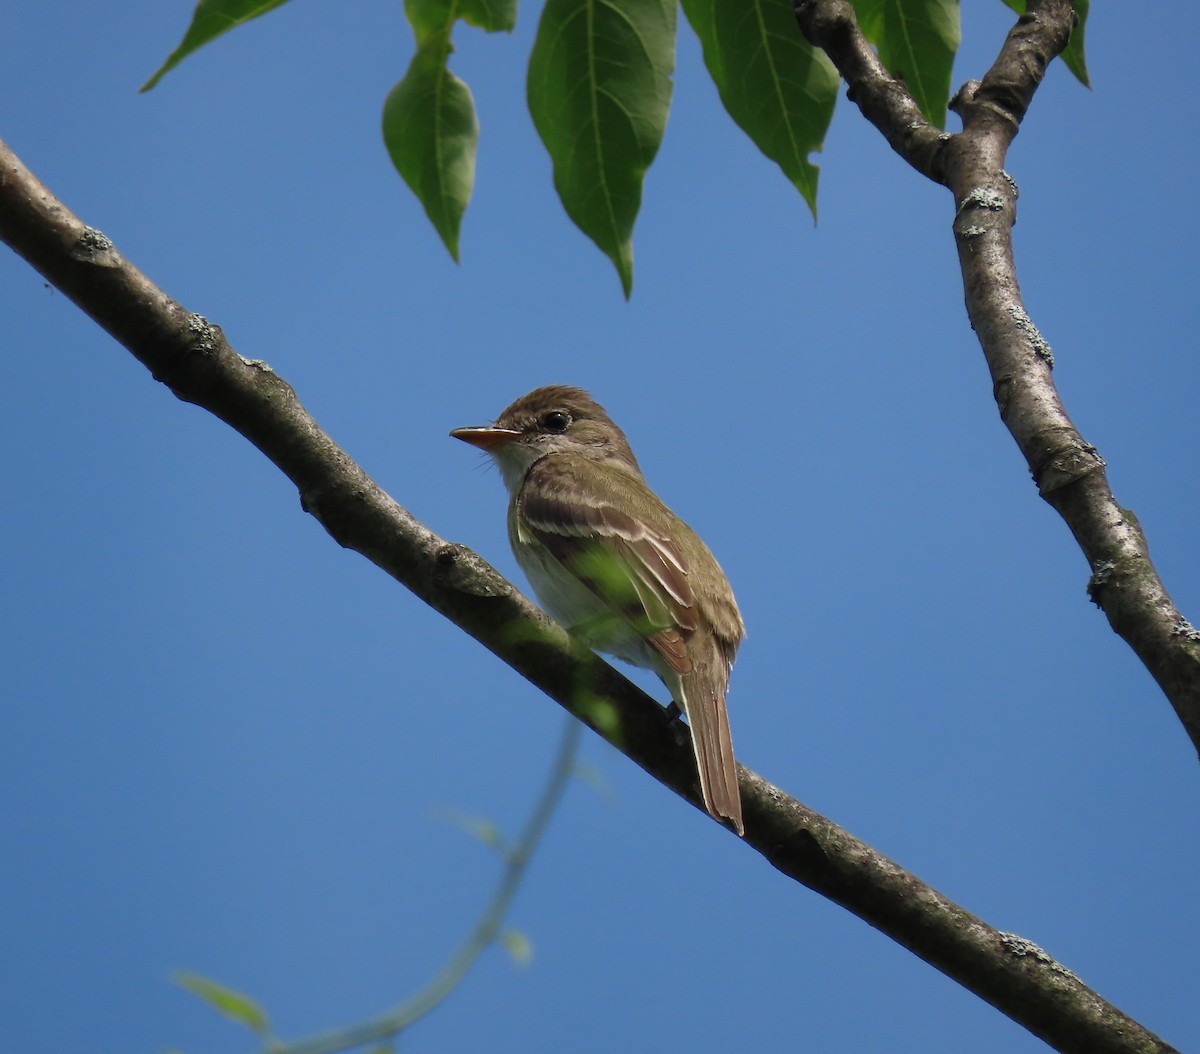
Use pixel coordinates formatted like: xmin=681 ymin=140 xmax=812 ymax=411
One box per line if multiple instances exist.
xmin=262 ymin=716 xmax=582 ymax=1054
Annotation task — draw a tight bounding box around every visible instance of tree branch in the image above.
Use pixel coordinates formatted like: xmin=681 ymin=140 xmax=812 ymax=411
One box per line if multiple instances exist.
xmin=791 ymin=0 xmax=948 ymax=181
xmin=793 ymin=0 xmax=1200 ymax=756
xmin=0 ymin=136 xmax=1178 ymax=1053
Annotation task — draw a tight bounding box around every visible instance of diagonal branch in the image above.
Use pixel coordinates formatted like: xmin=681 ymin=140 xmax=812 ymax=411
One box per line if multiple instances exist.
xmin=0 ymin=135 xmax=1179 ymax=1054
xmin=791 ymin=0 xmax=948 ymax=180
xmin=793 ymin=0 xmax=1200 ymax=756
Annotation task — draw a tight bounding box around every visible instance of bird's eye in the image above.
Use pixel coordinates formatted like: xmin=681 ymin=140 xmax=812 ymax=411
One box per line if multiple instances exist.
xmin=540 ymin=410 xmax=571 ymax=434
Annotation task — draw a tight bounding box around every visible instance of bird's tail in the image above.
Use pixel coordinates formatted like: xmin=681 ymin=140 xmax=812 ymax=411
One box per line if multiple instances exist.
xmin=680 ymin=636 xmax=743 ymax=836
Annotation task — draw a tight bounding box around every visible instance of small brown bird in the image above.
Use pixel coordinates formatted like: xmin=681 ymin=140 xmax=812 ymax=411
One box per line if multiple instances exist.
xmin=451 ymin=386 xmax=746 ymax=834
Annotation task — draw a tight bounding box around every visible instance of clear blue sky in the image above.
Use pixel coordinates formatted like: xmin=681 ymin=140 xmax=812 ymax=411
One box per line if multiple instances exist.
xmin=3 ymin=4 xmax=1197 ymax=1052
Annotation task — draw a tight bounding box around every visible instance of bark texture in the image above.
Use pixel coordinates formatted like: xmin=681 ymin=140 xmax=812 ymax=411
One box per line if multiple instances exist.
xmin=793 ymin=0 xmax=1200 ymax=757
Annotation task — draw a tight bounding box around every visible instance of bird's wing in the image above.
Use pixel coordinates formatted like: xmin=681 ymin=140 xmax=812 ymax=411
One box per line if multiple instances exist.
xmin=520 ymin=458 xmax=743 ymax=834
xmin=517 ymin=460 xmax=697 ymax=673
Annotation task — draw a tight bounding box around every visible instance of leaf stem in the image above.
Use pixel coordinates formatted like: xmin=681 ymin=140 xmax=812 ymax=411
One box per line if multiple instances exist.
xmin=263 ymin=716 xmax=581 ymax=1054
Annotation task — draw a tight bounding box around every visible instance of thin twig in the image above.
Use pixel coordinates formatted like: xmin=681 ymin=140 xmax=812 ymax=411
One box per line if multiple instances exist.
xmin=260 ymin=716 xmax=582 ymax=1054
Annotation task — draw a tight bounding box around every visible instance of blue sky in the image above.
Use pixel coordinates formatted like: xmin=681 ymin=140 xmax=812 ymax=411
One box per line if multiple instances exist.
xmin=2 ymin=3 xmax=1197 ymax=1052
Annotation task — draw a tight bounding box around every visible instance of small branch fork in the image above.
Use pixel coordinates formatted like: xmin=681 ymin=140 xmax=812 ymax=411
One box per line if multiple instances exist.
xmin=793 ymin=0 xmax=1200 ymax=755
xmin=0 ymin=119 xmax=1178 ymax=1051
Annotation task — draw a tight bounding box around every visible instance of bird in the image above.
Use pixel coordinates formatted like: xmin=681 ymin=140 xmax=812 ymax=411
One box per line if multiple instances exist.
xmin=451 ymin=385 xmax=745 ymax=834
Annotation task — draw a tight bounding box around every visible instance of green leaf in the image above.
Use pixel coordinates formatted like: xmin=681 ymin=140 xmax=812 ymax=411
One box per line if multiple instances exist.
xmin=461 ymin=0 xmax=519 ymax=34
xmin=500 ymin=927 xmax=534 ymax=967
xmin=996 ymin=0 xmax=1090 ymax=88
xmin=140 ymin=0 xmax=292 ymax=91
xmin=430 ymin=806 xmax=510 ymax=855
xmin=1060 ymin=0 xmax=1089 ymax=87
xmin=175 ymin=971 xmax=271 ymax=1037
xmin=383 ymin=41 xmax=479 ymax=262
xmin=681 ymin=0 xmax=839 ymax=218
xmin=527 ymin=0 xmax=677 ymax=297
xmin=851 ymin=0 xmax=960 ymax=128
xmin=406 ymin=0 xmax=518 ymax=40
xmin=388 ymin=0 xmax=512 ymax=260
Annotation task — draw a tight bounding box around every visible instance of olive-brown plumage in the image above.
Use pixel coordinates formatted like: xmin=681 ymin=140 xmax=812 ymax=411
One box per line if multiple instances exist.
xmin=452 ymin=386 xmax=745 ymax=834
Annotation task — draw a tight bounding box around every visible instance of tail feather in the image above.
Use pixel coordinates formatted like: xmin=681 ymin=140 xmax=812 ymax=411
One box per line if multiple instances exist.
xmin=680 ymin=637 xmax=743 ymax=836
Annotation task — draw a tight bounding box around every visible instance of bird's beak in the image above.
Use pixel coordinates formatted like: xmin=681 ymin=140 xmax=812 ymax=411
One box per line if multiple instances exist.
xmin=449 ymin=426 xmax=523 ymax=452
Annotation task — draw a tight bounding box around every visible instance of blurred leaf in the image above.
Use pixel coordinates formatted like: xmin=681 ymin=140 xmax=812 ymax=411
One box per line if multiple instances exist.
xmin=141 ymin=0 xmax=292 ymax=91
xmin=500 ymin=927 xmax=534 ymax=967
xmin=431 ymin=805 xmax=510 ymax=855
xmin=572 ymin=758 xmax=618 ymax=803
xmin=175 ymin=971 xmax=270 ymax=1037
xmin=997 ymin=0 xmax=1089 ymax=88
xmin=527 ymin=0 xmax=676 ymax=297
xmin=681 ymin=0 xmax=838 ymax=217
xmin=851 ymin=0 xmax=960 ymax=127
xmin=383 ymin=41 xmax=479 ymax=262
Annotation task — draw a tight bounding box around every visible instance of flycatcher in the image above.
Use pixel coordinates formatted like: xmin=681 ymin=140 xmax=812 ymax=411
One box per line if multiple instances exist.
xmin=451 ymin=385 xmax=745 ymax=835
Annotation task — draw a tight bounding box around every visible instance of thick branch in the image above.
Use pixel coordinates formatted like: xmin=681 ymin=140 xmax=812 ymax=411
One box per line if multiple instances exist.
xmin=0 ymin=136 xmax=1178 ymax=1054
xmin=793 ymin=0 xmax=1200 ymax=756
